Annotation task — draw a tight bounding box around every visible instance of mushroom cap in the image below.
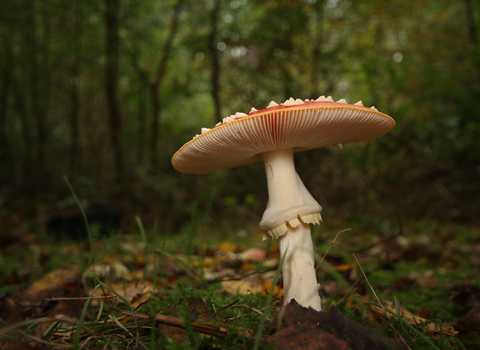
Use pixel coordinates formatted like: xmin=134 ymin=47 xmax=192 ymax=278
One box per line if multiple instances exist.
xmin=172 ymin=100 xmax=395 ymax=174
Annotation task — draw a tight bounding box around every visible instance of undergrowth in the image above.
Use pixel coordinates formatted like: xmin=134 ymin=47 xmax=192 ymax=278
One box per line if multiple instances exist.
xmin=0 ymin=215 xmax=479 ymax=349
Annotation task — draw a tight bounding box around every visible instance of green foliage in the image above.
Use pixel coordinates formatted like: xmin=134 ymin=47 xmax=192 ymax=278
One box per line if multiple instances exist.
xmin=0 ymin=0 xmax=479 ymax=246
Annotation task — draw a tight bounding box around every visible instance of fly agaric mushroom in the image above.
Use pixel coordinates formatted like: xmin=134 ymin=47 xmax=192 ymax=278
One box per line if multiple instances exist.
xmin=172 ymin=96 xmax=395 ymax=311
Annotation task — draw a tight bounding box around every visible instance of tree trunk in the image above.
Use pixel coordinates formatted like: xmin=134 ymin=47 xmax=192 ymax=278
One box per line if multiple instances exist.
xmin=124 ymin=44 xmax=148 ymax=164
xmin=104 ymin=0 xmax=123 ymax=181
xmin=25 ymin=0 xmax=52 ymax=187
xmin=150 ymin=82 xmax=160 ymax=165
xmin=70 ymin=0 xmax=83 ymax=177
xmin=136 ymin=85 xmax=147 ymax=163
xmin=38 ymin=0 xmax=51 ymax=172
xmin=149 ymin=0 xmax=184 ymax=167
xmin=310 ymin=0 xmax=324 ymax=98
xmin=12 ymin=75 xmax=33 ymax=191
xmin=0 ymin=39 xmax=11 ymax=180
xmin=209 ymin=0 xmax=222 ymax=124
xmin=464 ymin=0 xmax=480 ymax=83
xmin=26 ymin=1 xmax=41 ymax=173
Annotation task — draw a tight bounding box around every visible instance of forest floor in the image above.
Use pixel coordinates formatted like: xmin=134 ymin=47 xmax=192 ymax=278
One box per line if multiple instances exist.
xmin=1 ymin=218 xmax=479 ymax=349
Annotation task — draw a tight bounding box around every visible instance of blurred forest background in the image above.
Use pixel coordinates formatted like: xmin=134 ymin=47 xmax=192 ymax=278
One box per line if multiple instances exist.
xmin=0 ymin=0 xmax=479 ymax=239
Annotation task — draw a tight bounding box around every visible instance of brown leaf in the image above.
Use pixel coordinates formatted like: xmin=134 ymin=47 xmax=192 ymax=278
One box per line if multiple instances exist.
xmin=0 ymin=295 xmax=25 ymax=326
xmin=215 ymin=241 xmax=237 ymax=254
xmin=263 ymin=300 xmax=395 ymax=350
xmin=451 ymin=308 xmax=480 ymax=344
xmin=87 ymin=258 xmax=130 ymax=280
xmin=367 ymin=298 xmax=457 ymax=336
xmin=22 ymin=266 xmax=82 ymax=303
xmin=34 ymin=298 xmax=87 ymax=338
xmin=21 ymin=266 xmax=86 ymax=337
xmin=221 ymin=271 xmax=282 ymax=298
xmin=90 ymin=281 xmax=154 ymax=307
xmin=446 ymin=281 xmax=480 ymax=309
xmin=332 ymin=263 xmax=357 ymax=272
xmin=0 ymin=338 xmax=32 ymax=350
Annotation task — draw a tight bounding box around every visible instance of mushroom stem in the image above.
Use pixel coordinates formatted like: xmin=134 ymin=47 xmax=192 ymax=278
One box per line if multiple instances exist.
xmin=262 ymin=148 xmax=314 ymax=210
xmin=261 ymin=148 xmax=322 ymax=311
xmin=279 ymin=223 xmax=321 ymax=311
xmin=261 ymin=149 xmax=322 ymax=238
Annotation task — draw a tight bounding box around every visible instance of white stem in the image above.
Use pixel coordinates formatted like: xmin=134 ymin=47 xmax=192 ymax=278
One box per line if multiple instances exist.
xmin=263 ymin=148 xmax=300 ymax=208
xmin=262 ymin=149 xmax=319 ymax=218
xmin=279 ymin=223 xmax=321 ymax=311
xmin=261 ymin=148 xmax=322 ymax=311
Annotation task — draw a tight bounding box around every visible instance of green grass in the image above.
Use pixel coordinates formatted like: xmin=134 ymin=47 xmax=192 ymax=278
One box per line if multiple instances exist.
xmin=0 ymin=218 xmax=479 ymax=349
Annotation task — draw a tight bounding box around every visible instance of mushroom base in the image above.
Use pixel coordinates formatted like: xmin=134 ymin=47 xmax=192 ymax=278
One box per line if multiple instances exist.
xmin=279 ymin=223 xmax=321 ymax=311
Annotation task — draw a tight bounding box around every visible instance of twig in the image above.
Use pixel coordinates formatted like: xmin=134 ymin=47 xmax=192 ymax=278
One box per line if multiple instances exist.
xmin=212 ymin=299 xmax=240 ymax=318
xmin=117 ymin=310 xmax=230 ymax=338
xmin=230 ymin=305 xmax=270 ymax=320
xmin=44 ymin=296 xmax=117 ymax=301
xmin=316 ymin=228 xmax=350 ymax=271
xmin=156 ymin=314 xmax=229 ymax=338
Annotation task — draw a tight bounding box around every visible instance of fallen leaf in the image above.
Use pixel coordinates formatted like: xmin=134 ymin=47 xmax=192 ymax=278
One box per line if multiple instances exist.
xmin=451 ymin=307 xmax=480 ymax=345
xmin=87 ymin=258 xmax=130 ymax=280
xmin=446 ymin=281 xmax=480 ymax=309
xmin=216 ymin=241 xmax=237 ymax=254
xmin=0 ymin=295 xmax=25 ymax=326
xmin=22 ymin=266 xmax=82 ymax=303
xmin=90 ymin=281 xmax=154 ymax=307
xmin=0 ymin=338 xmax=32 ymax=350
xmin=120 ymin=241 xmax=146 ymax=255
xmin=333 ymin=263 xmax=357 ymax=272
xmin=221 ymin=271 xmax=282 ymax=297
xmin=367 ymin=298 xmax=457 ymax=336
xmin=20 ymin=266 xmax=86 ymax=337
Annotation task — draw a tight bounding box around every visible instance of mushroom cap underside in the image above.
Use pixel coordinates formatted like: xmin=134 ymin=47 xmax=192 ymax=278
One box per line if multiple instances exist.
xmin=172 ymin=101 xmax=395 ymax=174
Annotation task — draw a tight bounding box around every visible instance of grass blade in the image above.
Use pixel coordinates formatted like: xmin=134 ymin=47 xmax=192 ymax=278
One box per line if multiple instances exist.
xmin=252 ymin=248 xmax=286 ymax=350
xmin=63 ymin=175 xmax=95 ymax=263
